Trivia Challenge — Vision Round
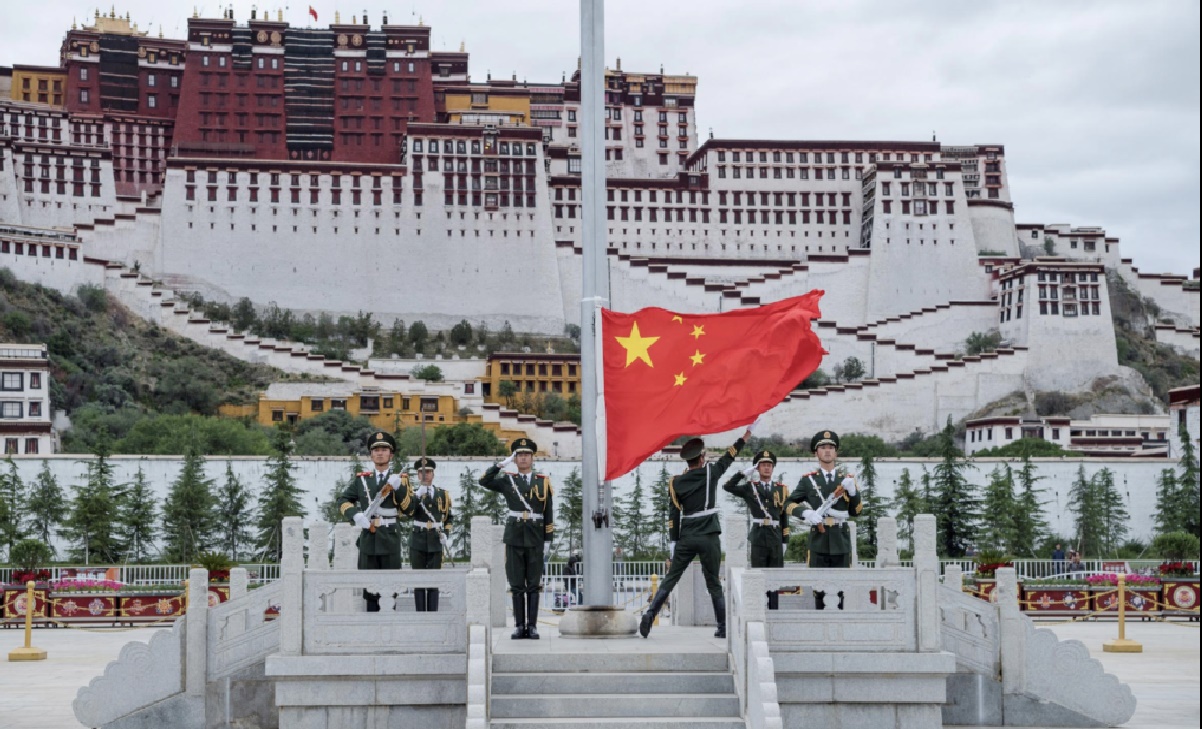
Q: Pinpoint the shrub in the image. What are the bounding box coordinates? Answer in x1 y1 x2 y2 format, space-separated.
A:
10 539 53 574
76 284 109 313
1151 531 1200 560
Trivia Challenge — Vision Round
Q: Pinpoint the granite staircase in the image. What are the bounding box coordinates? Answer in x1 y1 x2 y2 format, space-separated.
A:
489 649 745 728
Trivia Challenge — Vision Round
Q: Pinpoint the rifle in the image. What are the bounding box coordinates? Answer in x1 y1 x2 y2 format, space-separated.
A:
809 487 845 534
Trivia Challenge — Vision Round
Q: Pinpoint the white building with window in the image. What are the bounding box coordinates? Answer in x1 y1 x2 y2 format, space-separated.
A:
0 342 53 455
1169 385 1200 459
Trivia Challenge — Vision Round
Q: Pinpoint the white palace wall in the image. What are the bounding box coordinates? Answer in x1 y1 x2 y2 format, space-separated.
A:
155 166 567 334
865 302 1000 354
7 452 1175 557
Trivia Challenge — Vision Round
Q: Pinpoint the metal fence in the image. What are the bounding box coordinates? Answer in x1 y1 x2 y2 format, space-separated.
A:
4 558 1194 592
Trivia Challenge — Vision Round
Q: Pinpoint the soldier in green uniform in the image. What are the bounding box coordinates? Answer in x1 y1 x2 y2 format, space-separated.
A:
723 448 790 610
338 431 412 612
639 427 751 639
478 437 554 639
785 430 862 610
401 456 453 612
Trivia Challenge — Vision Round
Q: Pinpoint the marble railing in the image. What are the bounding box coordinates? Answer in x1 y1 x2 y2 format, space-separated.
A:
730 564 784 729
937 565 999 677
207 577 282 681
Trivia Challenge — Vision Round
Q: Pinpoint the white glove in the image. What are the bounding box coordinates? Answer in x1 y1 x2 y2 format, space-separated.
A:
498 454 515 470
387 474 402 489
841 476 857 497
802 509 822 526
668 542 676 559
416 485 431 498
353 512 371 529
742 465 758 481
748 414 764 436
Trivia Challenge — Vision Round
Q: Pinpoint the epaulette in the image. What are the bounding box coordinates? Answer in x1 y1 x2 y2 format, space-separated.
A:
356 471 371 477
536 472 547 478
803 471 817 477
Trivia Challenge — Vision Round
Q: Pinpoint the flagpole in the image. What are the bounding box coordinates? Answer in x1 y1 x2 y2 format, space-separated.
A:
568 0 628 635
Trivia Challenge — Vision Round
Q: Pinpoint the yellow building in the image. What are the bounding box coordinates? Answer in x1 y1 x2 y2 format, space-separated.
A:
439 81 531 126
220 382 527 444
10 65 67 106
481 353 581 404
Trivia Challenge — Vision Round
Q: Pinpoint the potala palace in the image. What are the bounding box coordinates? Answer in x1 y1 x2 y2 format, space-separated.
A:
2 9 1199 449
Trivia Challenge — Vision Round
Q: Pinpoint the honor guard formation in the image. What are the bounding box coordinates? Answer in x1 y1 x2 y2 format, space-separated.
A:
340 425 860 637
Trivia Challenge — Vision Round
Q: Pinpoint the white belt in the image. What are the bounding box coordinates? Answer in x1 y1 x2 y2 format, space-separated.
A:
414 521 444 530
753 518 778 527
681 508 720 520
508 511 543 521
370 518 397 527
376 508 398 517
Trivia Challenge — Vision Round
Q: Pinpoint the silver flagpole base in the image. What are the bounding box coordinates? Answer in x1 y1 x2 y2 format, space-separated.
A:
558 605 638 638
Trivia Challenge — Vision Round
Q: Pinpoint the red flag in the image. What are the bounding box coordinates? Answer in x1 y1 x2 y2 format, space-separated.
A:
602 291 825 480
309 5 319 21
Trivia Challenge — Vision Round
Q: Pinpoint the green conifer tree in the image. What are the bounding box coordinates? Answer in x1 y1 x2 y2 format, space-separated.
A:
453 466 480 559
0 457 26 559
979 464 1018 553
163 446 217 563
255 428 307 561
1012 455 1049 558
648 463 673 558
556 467 584 554
216 463 255 560
118 465 158 562
28 460 63 553
63 441 120 564
930 418 979 556
890 468 926 549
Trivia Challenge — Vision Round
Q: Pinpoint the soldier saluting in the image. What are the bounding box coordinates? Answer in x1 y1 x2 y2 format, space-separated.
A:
639 426 751 639
723 448 789 609
338 431 412 612
478 438 554 639
785 430 862 609
401 456 453 612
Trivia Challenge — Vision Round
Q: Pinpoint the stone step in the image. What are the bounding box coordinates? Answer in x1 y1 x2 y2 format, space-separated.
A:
492 671 735 695
492 652 729 674
490 720 745 729
490 693 741 719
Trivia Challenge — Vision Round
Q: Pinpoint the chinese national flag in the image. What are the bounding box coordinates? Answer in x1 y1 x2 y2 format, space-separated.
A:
602 291 825 480
309 6 319 21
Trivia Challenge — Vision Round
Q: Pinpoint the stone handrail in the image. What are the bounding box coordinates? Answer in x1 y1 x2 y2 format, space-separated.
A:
937 581 999 676
207 576 282 681
762 566 918 652
466 623 489 729
745 622 784 729
731 564 784 729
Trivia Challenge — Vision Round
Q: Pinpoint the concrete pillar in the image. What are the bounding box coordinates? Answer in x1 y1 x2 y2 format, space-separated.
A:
185 568 208 696
279 517 304 656
490 525 507 629
996 567 1025 694
913 514 940 652
308 520 330 570
332 523 357 569
944 564 963 590
742 569 766 625
470 516 492 569
229 567 248 601
876 517 898 568
466 568 490 627
724 514 747 571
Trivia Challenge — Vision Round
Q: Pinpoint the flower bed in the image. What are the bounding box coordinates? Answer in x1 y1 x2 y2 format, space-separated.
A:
1022 582 1091 616
1089 574 1161 616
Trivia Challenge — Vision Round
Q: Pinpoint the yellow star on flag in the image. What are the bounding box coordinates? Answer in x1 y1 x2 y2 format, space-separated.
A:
690 325 706 340
674 372 687 386
615 321 659 368
689 350 705 366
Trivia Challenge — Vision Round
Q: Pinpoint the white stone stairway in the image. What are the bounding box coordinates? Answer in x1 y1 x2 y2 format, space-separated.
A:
489 645 745 728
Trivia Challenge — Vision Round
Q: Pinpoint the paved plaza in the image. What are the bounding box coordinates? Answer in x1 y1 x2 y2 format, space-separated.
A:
0 619 1196 729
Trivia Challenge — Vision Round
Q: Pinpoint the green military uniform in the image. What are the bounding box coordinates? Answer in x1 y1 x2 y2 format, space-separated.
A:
478 437 554 639
400 456 453 612
338 431 412 612
784 430 862 609
640 434 746 639
723 449 789 609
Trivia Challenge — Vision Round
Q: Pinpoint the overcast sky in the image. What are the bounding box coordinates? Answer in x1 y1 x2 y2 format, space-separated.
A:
5 1 1199 274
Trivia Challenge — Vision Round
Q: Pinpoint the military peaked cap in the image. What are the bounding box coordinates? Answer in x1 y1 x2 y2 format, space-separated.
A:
680 437 706 461
413 456 437 471
810 430 839 452
510 437 537 454
367 431 397 451
753 449 778 466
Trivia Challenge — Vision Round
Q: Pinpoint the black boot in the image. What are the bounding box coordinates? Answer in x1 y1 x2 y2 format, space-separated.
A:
767 590 779 611
815 590 826 611
364 590 381 613
511 593 526 639
427 588 439 612
837 590 844 611
639 588 670 639
414 588 427 612
711 594 727 639
525 591 540 640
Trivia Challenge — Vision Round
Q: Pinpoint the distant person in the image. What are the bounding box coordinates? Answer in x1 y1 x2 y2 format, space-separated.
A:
564 551 583 607
965 543 976 558
723 448 789 609
1067 552 1084 573
1052 543 1066 574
